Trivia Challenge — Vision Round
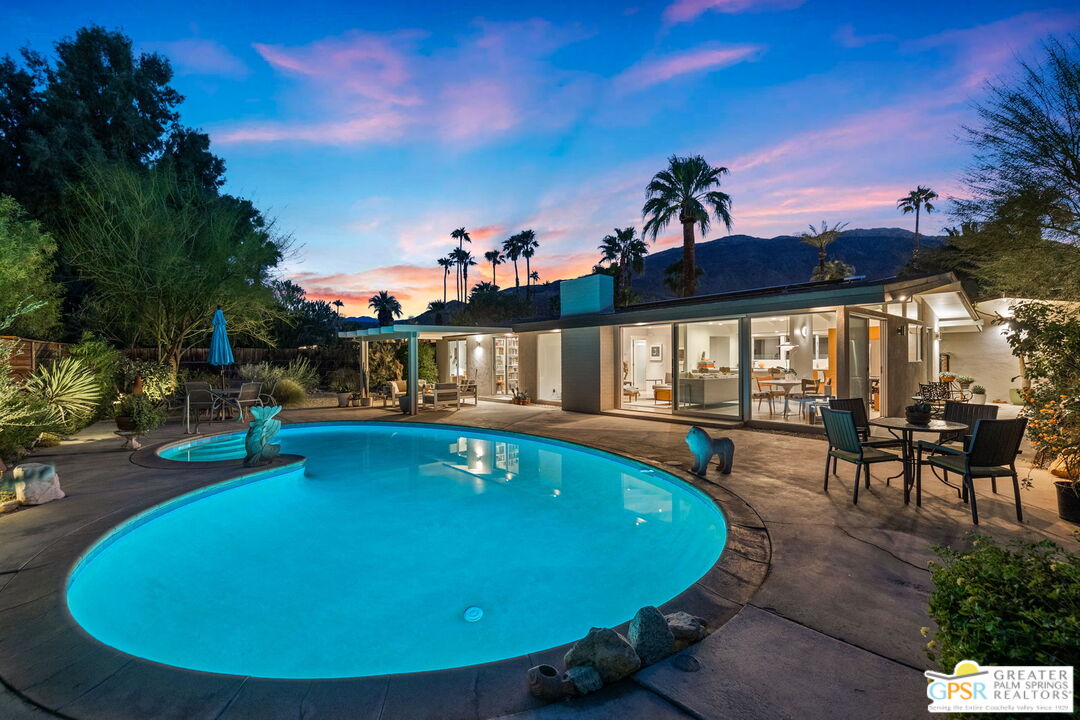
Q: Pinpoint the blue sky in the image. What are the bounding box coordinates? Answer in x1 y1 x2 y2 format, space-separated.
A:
4 1 1078 314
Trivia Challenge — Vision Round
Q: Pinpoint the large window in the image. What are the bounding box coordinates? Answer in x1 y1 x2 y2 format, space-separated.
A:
675 319 741 418
619 324 672 414
751 312 836 425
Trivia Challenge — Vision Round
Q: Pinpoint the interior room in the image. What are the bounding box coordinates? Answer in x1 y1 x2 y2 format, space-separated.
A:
619 324 673 414
750 312 837 425
675 319 741 418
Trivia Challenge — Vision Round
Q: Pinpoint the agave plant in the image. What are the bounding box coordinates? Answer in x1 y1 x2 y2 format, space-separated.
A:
24 357 102 428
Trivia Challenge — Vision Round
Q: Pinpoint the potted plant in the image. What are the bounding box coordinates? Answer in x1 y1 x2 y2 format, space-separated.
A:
969 385 986 404
328 368 360 408
511 389 531 406
938 371 956 383
114 393 166 435
905 402 932 426
955 375 974 390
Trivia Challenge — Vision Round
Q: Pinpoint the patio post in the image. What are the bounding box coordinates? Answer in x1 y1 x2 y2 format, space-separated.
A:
359 340 369 399
407 332 419 415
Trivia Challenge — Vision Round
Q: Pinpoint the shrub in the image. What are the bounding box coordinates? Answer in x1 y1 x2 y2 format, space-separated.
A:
68 333 121 414
926 535 1080 676
114 393 167 434
327 367 361 393
23 357 102 433
238 362 284 388
269 377 305 407
0 343 59 464
118 357 176 402
283 357 319 391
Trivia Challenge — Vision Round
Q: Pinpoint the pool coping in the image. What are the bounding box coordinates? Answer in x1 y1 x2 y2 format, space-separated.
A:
0 420 771 720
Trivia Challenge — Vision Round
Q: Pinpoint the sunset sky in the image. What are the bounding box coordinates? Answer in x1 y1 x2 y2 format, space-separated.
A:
4 1 1078 316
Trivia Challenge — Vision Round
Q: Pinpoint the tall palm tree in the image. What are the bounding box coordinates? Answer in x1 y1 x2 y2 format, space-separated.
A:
368 291 403 327
897 186 938 256
799 221 849 277
448 247 470 302
517 229 538 298
450 227 471 302
502 233 523 291
529 270 540 284
458 250 477 304
598 226 649 305
484 249 504 286
436 256 454 303
642 154 733 297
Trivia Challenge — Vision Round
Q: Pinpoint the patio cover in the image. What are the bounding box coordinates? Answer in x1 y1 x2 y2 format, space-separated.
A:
338 325 507 414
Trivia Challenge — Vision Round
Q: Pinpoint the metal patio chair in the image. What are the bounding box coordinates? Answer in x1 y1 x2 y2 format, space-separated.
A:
821 408 902 505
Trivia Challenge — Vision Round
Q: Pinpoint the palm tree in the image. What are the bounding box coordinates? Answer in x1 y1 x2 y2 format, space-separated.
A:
799 221 849 277
458 250 477 304
529 270 540 284
368 291 402 327
502 233 523 291
436 256 454 304
661 259 703 297
450 227 471 301
449 247 470 302
427 300 447 325
517 229 539 298
598 226 649 305
484 249 504 286
897 186 938 256
643 154 733 297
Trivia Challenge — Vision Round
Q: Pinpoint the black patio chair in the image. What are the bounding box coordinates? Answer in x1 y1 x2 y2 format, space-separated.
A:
821 408 902 505
915 401 1000 496
916 418 1027 524
829 397 904 448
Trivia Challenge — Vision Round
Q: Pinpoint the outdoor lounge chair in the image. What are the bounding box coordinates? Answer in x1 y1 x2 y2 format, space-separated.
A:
820 408 902 505
229 382 263 422
184 382 222 434
916 418 1027 524
424 382 460 409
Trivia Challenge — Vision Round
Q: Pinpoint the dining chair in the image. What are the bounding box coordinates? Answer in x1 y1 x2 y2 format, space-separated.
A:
230 382 263 422
916 418 1028 523
820 408 902 505
184 383 220 434
829 398 904 449
753 377 777 414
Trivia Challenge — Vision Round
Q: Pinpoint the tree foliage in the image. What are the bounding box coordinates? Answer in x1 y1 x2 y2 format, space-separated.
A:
270 280 342 347
0 196 62 337
62 161 286 370
598 227 649 306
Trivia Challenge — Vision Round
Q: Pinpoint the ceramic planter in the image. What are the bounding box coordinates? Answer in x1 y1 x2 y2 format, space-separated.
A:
1055 481 1080 523
970 393 986 405
336 393 351 408
115 416 136 432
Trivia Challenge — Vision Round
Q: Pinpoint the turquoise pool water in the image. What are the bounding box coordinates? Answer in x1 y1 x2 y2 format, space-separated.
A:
67 423 727 679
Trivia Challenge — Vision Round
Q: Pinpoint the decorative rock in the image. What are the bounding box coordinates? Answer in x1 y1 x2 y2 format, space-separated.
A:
562 665 603 696
665 611 708 652
244 406 282 467
527 664 564 700
564 627 641 683
9 463 64 505
628 606 674 666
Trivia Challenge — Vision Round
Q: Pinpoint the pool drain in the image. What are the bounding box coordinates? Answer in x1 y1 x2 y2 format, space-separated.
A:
464 606 484 622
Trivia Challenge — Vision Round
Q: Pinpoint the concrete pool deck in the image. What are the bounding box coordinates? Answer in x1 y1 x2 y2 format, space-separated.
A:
1 401 1074 719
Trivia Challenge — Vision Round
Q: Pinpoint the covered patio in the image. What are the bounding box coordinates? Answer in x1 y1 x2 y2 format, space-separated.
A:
339 324 508 414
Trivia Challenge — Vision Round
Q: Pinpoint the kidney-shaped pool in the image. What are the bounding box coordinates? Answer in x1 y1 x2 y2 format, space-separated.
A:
67 422 727 679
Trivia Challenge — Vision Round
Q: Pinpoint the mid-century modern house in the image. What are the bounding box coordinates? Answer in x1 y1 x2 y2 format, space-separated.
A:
340 272 1015 430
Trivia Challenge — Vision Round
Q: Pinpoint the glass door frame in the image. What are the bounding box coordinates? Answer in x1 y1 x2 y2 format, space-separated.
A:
615 321 676 413
670 316 748 422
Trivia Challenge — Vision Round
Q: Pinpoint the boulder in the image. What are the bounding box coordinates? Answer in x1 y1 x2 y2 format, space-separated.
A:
665 611 707 652
564 627 641 683
562 665 603 695
9 464 64 505
628 606 674 665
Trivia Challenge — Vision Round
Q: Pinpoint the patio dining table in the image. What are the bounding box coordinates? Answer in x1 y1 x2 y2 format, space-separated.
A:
869 416 968 505
758 378 804 418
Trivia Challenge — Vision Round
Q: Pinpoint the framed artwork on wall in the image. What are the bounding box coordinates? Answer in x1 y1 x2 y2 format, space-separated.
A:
650 344 663 360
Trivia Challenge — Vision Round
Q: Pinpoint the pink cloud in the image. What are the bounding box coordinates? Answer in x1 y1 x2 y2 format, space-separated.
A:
615 45 764 92
146 38 249 78
663 0 805 25
217 20 594 147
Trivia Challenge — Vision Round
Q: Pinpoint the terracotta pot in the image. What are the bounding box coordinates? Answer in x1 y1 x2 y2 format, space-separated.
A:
1055 481 1080 524
115 416 136 432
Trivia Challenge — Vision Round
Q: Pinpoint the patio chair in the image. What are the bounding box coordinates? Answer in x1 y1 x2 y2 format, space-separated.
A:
424 382 460 409
916 418 1027 524
933 400 999 448
228 382 263 422
458 380 478 406
820 408 902 505
829 397 903 449
184 383 221 434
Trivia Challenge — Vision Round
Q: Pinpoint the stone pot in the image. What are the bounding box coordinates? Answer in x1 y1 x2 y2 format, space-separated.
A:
527 664 563 700
115 416 137 432
1055 481 1080 524
970 393 986 405
357 396 372 407
905 410 931 426
399 396 412 414
336 392 351 408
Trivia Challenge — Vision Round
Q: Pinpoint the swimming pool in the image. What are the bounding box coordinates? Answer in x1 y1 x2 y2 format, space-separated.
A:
67 422 727 679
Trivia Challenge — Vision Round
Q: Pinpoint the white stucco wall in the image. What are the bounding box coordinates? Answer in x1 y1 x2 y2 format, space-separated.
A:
939 298 1022 404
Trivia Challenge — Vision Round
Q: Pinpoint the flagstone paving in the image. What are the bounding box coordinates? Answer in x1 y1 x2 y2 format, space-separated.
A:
0 401 1072 720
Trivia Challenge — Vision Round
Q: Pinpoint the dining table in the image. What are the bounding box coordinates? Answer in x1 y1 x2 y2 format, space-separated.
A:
869 416 968 505
758 378 804 418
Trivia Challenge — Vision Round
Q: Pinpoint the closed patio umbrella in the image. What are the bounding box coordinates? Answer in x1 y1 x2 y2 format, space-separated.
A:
208 307 235 386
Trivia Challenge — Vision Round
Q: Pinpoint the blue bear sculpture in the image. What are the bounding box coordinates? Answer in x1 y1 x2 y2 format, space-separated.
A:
244 406 282 467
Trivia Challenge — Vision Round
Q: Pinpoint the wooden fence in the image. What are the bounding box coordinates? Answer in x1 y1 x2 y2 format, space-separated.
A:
123 346 361 369
1 336 71 378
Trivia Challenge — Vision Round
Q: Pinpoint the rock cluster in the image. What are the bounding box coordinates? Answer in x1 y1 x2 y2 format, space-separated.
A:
5 463 64 505
526 607 707 702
